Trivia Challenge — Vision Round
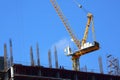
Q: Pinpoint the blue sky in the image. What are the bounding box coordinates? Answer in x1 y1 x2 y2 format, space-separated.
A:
0 0 120 73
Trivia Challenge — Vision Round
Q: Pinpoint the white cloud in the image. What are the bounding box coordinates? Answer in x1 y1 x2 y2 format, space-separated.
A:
51 38 71 52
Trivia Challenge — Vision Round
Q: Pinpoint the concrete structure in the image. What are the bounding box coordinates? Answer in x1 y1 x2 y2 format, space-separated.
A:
0 62 120 80
0 40 119 80
0 57 4 71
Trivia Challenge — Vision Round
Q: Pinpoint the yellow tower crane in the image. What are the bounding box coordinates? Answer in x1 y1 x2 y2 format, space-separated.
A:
50 0 100 71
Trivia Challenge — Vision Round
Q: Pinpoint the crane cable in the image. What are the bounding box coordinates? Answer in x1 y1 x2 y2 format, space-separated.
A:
72 0 89 14
91 18 96 41
73 0 96 42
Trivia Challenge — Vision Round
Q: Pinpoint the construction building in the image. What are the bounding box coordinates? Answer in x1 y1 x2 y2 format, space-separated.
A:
0 60 120 80
0 41 120 80
0 0 120 80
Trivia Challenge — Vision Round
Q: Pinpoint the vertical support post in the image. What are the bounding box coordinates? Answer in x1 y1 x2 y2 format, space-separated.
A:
98 56 104 74
74 73 78 80
4 72 9 80
48 49 52 68
30 46 34 66
72 58 80 71
85 65 87 72
92 76 95 80
36 43 40 66
10 67 14 80
54 46 58 69
10 39 13 66
4 43 8 71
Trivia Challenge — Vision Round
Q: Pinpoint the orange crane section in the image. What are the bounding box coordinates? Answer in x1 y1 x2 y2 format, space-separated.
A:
81 13 92 46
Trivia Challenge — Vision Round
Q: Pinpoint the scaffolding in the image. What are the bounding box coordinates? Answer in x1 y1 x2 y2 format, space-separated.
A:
107 54 120 75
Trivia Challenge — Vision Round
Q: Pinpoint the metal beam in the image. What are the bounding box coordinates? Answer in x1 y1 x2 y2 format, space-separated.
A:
10 39 13 66
30 46 34 66
54 46 58 69
36 43 40 66
4 43 8 71
48 49 52 68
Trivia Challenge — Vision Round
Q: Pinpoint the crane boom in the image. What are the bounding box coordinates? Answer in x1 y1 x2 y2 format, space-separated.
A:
50 0 81 49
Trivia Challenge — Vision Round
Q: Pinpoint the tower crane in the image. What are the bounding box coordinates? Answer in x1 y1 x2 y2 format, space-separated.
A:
50 0 100 71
